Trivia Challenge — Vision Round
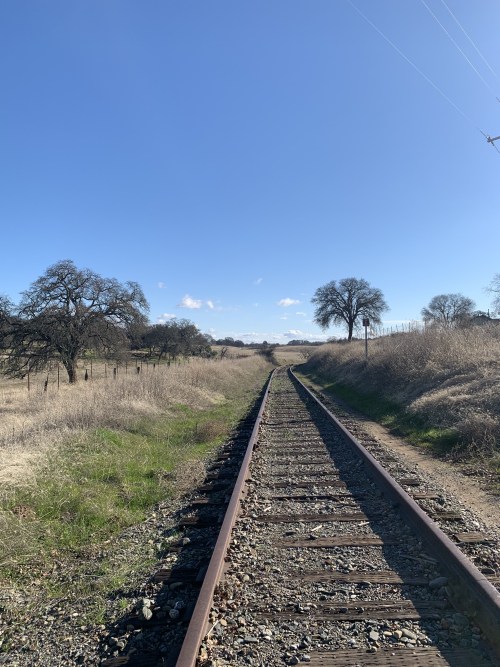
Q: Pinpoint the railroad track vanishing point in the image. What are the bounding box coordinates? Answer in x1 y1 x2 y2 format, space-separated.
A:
105 366 500 667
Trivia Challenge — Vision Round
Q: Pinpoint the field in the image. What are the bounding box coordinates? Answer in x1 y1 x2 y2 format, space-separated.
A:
0 354 272 578
273 344 316 366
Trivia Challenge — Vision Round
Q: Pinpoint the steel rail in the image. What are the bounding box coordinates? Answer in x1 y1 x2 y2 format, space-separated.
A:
175 370 275 667
290 367 500 659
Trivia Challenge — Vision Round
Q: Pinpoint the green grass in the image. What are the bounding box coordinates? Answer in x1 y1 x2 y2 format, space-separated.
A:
1 396 257 579
296 370 459 455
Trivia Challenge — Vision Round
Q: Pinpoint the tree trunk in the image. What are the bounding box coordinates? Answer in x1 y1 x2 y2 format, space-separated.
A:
64 359 78 383
348 322 354 341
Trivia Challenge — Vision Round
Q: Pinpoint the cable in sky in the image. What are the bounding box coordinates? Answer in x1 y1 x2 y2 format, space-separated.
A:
345 0 479 131
420 0 497 97
439 0 499 81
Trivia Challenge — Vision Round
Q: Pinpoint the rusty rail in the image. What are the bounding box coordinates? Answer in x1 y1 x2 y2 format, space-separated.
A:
290 367 500 659
176 366 500 664
175 370 274 667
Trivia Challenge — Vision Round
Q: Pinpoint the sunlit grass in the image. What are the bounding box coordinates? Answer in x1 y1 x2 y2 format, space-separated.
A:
0 356 271 584
299 325 500 467
297 373 459 454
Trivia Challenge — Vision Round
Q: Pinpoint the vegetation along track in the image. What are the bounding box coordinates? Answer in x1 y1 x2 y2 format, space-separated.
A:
108 366 500 667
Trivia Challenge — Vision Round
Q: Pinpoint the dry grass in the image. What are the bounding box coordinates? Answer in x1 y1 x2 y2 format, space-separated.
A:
274 345 316 365
0 356 269 495
211 345 256 359
303 325 500 455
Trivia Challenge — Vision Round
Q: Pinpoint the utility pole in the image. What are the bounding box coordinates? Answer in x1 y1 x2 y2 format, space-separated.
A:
363 318 370 361
486 135 500 152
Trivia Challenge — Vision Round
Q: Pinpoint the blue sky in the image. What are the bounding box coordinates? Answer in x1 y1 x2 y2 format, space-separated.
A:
1 1 499 343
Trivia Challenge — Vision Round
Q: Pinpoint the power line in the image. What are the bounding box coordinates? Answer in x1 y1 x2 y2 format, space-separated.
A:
439 0 499 81
420 0 497 97
345 0 479 130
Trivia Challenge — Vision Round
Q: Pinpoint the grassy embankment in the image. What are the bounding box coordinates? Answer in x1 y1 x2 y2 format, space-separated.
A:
0 354 272 585
297 325 500 479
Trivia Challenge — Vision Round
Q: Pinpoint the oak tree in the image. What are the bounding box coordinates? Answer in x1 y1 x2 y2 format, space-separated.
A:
312 277 388 341
421 293 475 328
3 260 149 383
143 320 213 361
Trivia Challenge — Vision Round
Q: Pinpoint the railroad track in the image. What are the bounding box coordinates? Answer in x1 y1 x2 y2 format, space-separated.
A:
103 366 500 666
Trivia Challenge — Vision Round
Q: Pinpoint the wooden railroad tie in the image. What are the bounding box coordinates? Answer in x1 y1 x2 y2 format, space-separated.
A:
300 647 492 666
255 511 372 523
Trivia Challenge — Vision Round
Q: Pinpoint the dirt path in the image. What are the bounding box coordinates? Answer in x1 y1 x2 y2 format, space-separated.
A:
361 419 500 532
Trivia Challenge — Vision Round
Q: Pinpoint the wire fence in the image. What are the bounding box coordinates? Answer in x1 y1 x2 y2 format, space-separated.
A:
371 321 425 338
5 354 195 394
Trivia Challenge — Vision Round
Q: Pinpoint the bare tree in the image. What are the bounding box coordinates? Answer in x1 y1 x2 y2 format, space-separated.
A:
487 274 500 315
0 295 14 350
2 260 149 383
421 293 475 328
312 277 388 341
142 320 213 362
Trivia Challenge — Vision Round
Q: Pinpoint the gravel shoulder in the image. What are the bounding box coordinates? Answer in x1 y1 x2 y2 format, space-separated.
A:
360 420 500 533
0 462 209 666
304 379 500 538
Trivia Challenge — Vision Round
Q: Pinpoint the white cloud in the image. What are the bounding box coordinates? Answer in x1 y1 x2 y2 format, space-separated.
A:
280 316 288 320
254 277 263 285
283 329 329 341
296 311 306 316
231 330 328 344
158 281 167 289
179 294 202 309
178 295 219 310
278 298 300 307
157 313 176 323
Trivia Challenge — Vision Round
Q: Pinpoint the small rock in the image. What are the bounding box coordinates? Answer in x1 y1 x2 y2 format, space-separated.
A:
453 613 469 627
170 582 183 590
139 607 153 622
369 630 379 642
402 629 417 640
429 577 448 589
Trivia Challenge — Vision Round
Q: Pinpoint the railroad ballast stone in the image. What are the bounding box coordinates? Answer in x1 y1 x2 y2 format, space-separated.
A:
202 367 496 666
